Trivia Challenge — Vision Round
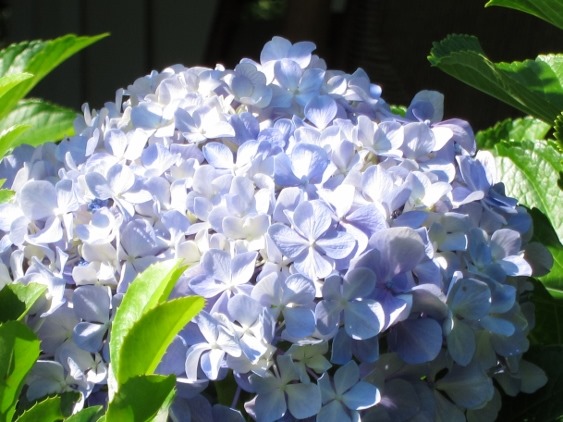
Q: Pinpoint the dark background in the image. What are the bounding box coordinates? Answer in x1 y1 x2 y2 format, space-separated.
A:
2 0 562 131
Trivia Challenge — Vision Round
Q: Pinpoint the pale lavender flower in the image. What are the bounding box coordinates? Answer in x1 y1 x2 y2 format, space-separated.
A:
268 200 356 279
245 354 321 422
317 360 380 422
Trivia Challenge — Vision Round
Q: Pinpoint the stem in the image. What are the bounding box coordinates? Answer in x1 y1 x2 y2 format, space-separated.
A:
307 367 320 381
230 385 242 409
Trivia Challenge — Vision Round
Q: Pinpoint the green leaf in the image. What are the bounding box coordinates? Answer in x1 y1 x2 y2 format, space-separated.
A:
0 34 108 120
0 179 13 203
0 189 14 203
555 112 563 144
7 283 48 320
109 259 189 383
0 99 78 150
530 208 563 299
14 396 63 422
390 104 407 117
542 244 563 299
0 321 41 422
428 35 563 124
491 139 563 244
0 286 25 322
477 119 563 298
104 375 176 422
497 345 563 421
0 72 33 100
117 295 204 383
486 0 563 30
63 405 103 422
0 124 30 158
529 278 563 345
0 283 48 323
537 55 563 87
476 116 551 149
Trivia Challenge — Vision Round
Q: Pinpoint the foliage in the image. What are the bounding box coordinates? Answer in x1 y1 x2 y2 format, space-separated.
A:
0 34 107 201
0 33 551 421
428 35 563 127
486 0 563 30
0 1 561 420
431 0 563 420
0 261 202 422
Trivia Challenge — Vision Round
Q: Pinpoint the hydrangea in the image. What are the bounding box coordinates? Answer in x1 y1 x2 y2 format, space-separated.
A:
0 36 551 421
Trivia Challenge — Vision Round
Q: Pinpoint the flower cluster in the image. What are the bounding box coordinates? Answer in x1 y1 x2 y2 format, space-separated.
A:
0 37 551 421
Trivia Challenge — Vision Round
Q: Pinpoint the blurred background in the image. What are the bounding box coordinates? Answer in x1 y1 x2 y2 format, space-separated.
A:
1 0 561 131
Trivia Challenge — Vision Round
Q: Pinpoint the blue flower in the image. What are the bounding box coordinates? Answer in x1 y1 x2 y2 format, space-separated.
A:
190 249 257 299
184 311 241 381
317 360 380 422
72 285 112 353
251 272 317 339
268 200 356 279
246 354 321 422
273 142 329 191
0 34 548 420
315 268 385 339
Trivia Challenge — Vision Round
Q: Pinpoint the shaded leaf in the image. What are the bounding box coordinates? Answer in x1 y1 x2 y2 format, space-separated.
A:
109 259 188 384
528 278 563 345
104 375 176 422
497 345 563 421
428 35 563 123
530 208 563 300
486 0 563 30
555 112 563 144
5 283 48 321
14 396 63 422
0 321 41 422
64 405 103 422
117 295 204 383
0 286 25 323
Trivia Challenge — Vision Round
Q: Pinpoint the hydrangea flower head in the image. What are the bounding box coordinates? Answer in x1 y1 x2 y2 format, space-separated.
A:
0 36 550 421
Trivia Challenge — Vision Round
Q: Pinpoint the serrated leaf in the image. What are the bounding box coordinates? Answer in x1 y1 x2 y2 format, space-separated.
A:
530 208 563 300
109 259 188 383
492 139 563 244
0 72 33 99
0 124 30 158
0 321 41 422
117 295 204 383
537 55 563 87
428 35 563 123
104 375 176 422
3 283 48 321
0 178 12 203
14 396 63 422
476 116 551 149
64 405 103 422
0 99 78 150
0 34 108 120
497 345 563 421
555 112 563 144
486 0 563 30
